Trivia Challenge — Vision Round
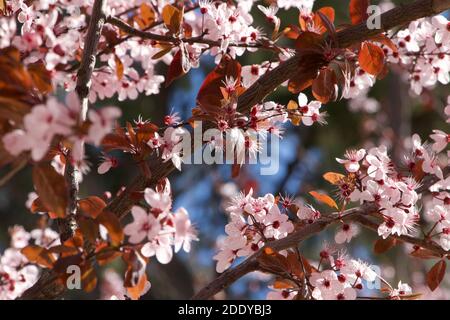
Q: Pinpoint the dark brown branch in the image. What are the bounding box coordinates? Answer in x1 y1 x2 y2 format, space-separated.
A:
106 16 278 51
76 0 108 119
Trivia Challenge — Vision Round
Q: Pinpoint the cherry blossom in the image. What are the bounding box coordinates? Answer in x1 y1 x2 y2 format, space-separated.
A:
335 223 359 244
97 154 118 174
0 0 448 302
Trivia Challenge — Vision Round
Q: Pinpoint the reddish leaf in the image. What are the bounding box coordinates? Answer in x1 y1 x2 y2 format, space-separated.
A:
126 273 149 300
373 237 396 254
32 164 68 218
273 279 295 289
312 67 337 103
231 163 241 178
96 211 124 246
162 4 183 35
196 55 241 116
165 44 191 87
0 47 33 94
81 263 98 293
358 42 385 76
126 121 137 146
349 0 370 25
123 249 147 288
96 247 122 266
309 191 338 209
79 196 106 219
323 172 345 185
48 245 80 256
101 133 133 152
136 122 159 144
287 100 302 126
426 260 446 291
30 197 48 213
370 34 398 53
283 24 301 40
258 250 290 274
63 229 84 248
53 253 83 273
151 45 174 60
316 10 336 40
78 217 100 243
27 61 53 94
410 247 441 260
21 245 55 269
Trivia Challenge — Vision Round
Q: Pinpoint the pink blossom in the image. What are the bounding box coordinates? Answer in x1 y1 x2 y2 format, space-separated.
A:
336 149 366 173
123 206 161 244
173 207 198 253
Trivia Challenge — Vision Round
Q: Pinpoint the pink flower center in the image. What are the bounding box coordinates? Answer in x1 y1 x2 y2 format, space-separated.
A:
142 222 152 232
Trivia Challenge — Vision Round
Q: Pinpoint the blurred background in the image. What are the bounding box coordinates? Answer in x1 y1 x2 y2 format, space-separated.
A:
0 0 449 299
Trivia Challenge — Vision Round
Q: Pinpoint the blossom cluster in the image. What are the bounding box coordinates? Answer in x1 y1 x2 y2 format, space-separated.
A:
0 0 316 104
266 242 413 300
335 131 448 248
342 11 450 108
214 189 294 273
2 92 121 164
387 16 450 95
0 225 59 300
123 179 198 264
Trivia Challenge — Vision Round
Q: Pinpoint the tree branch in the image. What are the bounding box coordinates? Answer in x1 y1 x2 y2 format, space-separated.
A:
106 16 278 51
352 214 448 255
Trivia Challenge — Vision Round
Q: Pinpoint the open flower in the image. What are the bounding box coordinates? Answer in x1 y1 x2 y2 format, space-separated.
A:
336 149 366 172
123 206 161 244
